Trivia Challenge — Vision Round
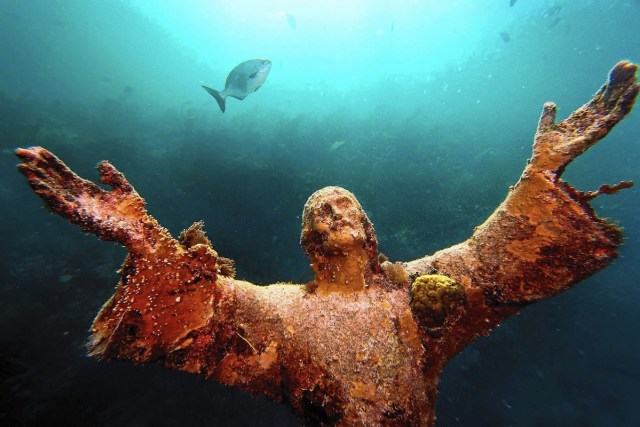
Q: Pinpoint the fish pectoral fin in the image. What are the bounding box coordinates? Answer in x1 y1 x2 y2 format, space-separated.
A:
248 72 258 79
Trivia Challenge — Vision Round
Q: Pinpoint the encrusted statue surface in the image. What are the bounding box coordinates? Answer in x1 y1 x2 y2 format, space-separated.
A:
16 61 638 425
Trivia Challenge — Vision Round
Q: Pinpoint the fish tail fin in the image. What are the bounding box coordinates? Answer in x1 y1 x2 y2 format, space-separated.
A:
202 86 226 113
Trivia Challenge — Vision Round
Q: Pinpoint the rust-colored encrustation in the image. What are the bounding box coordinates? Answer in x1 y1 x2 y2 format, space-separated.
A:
16 61 638 425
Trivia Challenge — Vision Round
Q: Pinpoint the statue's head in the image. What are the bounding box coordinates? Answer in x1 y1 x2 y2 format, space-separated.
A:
300 186 379 293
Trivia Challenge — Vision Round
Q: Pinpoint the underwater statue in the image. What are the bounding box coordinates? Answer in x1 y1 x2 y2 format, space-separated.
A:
16 61 638 426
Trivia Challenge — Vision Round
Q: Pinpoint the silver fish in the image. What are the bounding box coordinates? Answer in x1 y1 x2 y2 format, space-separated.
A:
202 59 272 113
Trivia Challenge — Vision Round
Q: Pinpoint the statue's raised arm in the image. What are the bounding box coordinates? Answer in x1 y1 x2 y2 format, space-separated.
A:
16 61 638 426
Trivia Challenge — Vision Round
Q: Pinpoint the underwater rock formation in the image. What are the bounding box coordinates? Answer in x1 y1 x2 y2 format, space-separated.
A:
16 61 638 426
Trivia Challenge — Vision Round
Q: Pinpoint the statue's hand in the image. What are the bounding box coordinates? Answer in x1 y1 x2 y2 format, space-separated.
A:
534 61 639 174
16 146 160 254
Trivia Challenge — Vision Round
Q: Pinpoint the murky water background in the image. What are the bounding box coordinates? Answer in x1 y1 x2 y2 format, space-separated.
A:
1 1 639 425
